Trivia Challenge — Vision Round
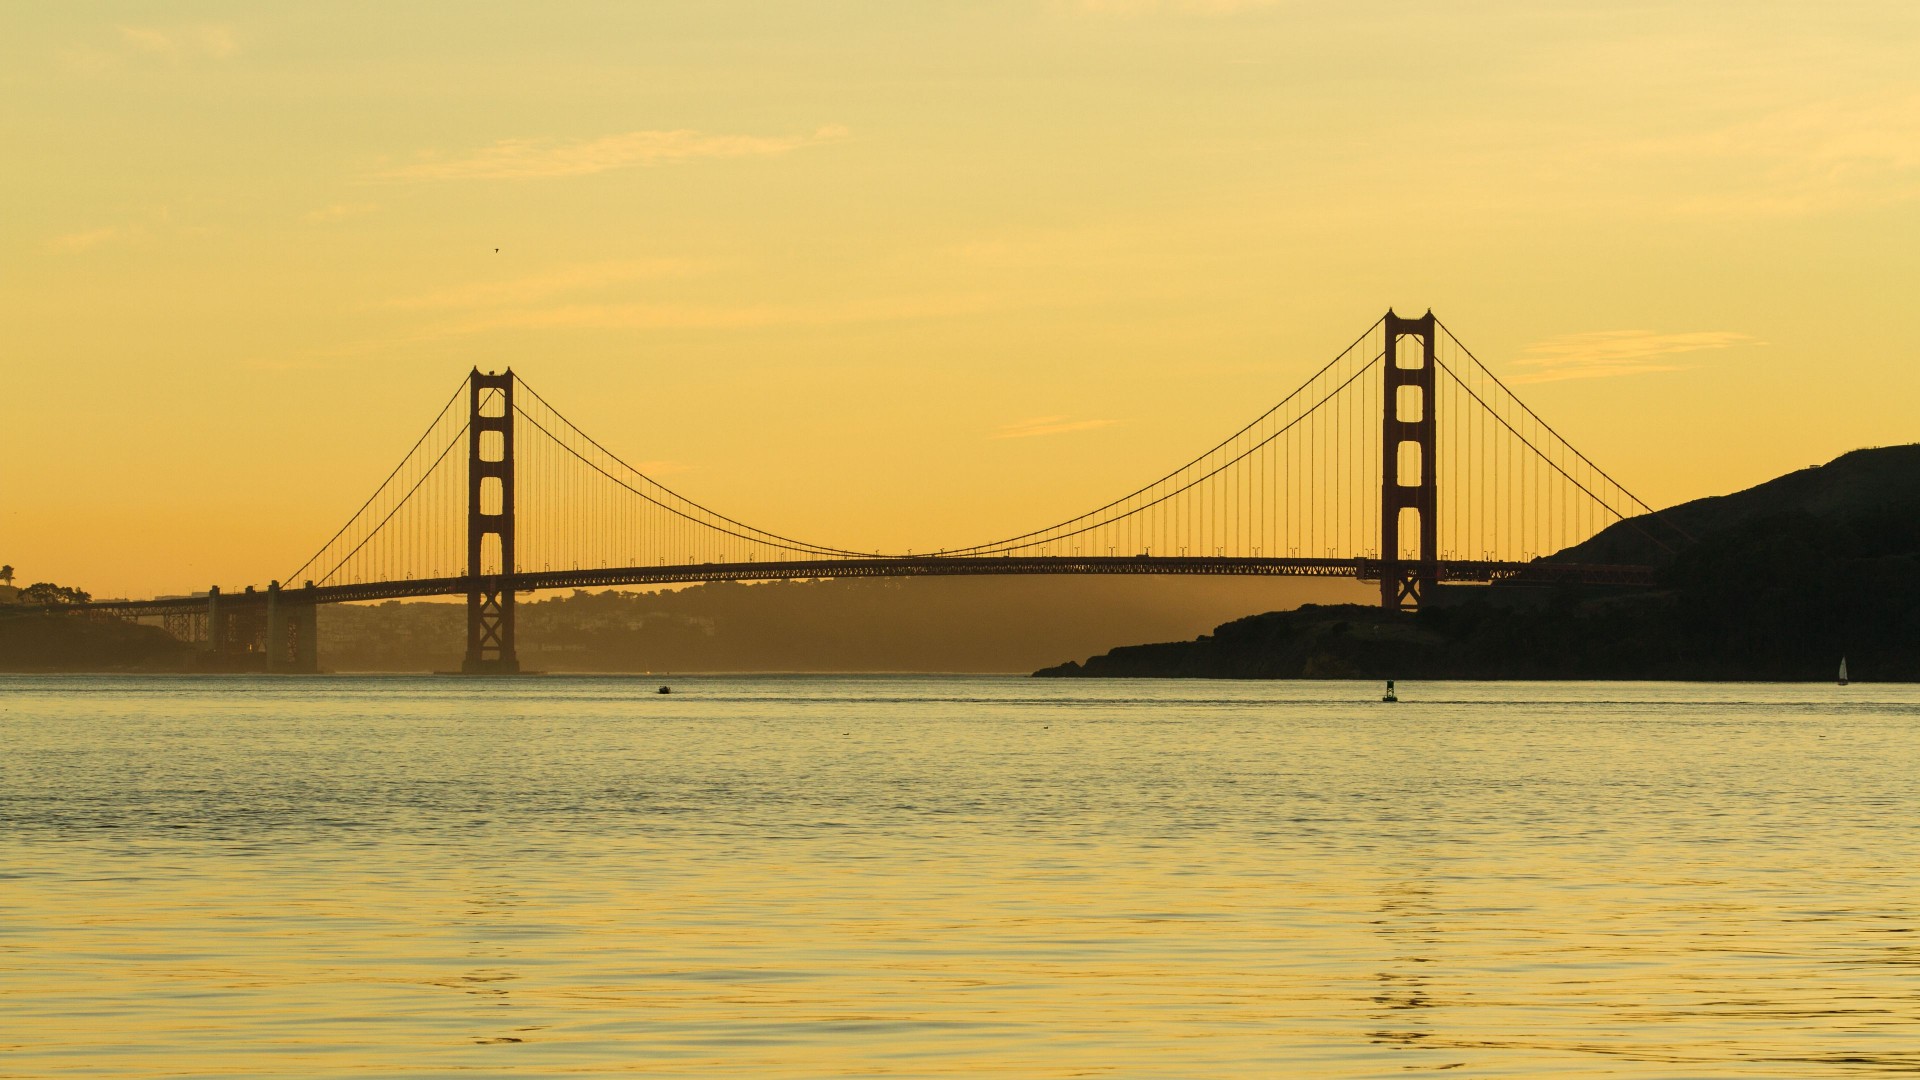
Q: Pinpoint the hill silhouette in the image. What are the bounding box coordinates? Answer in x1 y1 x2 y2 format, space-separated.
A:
1038 444 1920 681
0 613 195 672
1552 444 1920 566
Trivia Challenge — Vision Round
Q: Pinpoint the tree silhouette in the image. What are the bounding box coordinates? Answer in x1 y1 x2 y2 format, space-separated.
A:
0 565 12 586
20 582 90 606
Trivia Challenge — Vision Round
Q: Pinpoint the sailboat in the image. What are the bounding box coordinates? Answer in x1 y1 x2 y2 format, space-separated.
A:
1838 658 1849 686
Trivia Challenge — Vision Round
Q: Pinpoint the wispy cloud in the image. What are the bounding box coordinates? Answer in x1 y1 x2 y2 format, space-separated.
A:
420 292 1003 337
1072 0 1280 12
45 206 206 252
117 24 238 58
388 259 706 310
58 24 238 74
1614 92 1920 218
47 226 123 252
942 222 1141 269
304 202 378 224
375 125 849 182
993 415 1120 439
1508 330 1762 384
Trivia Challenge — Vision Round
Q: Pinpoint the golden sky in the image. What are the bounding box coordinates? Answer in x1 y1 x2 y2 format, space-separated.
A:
6 3 1918 599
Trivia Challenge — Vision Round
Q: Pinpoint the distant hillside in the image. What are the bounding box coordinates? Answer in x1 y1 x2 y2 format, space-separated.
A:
1552 444 1920 566
0 614 195 672
321 574 1368 673
1040 444 1920 681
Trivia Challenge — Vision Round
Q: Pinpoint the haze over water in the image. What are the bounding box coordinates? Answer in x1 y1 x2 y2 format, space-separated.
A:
4 675 1917 1077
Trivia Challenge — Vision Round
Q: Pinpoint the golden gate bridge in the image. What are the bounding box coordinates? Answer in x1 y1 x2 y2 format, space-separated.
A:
47 311 1679 672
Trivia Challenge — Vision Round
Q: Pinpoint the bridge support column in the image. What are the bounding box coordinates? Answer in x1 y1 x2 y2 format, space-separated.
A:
462 369 521 674
206 586 226 656
265 581 282 672
235 586 266 664
1380 310 1438 611
293 587 319 674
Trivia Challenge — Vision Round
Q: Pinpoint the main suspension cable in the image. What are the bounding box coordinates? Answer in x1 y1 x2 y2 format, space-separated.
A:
1433 356 1676 557
312 420 472 586
1435 319 1693 544
941 317 1387 555
513 375 872 559
284 375 469 584
512 405 868 560
966 353 1384 555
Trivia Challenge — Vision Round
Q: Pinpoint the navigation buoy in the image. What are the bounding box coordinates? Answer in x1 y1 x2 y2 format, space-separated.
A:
1382 679 1398 703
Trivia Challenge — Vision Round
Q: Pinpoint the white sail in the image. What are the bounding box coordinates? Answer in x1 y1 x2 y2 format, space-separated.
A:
1839 658 1849 685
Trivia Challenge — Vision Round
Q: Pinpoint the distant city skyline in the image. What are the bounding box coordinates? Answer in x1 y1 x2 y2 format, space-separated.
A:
7 2 1918 599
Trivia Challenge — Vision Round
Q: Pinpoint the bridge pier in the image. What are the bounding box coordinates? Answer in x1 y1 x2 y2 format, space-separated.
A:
186 582 319 672
262 582 321 674
225 588 267 665
293 595 318 673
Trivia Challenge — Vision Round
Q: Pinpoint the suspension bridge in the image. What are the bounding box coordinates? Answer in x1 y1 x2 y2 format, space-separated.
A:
45 311 1676 673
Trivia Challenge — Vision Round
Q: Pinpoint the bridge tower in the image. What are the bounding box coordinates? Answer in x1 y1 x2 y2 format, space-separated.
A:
1380 311 1438 610
462 369 521 674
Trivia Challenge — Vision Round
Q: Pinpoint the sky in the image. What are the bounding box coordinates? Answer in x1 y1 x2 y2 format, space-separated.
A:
5 2 1918 599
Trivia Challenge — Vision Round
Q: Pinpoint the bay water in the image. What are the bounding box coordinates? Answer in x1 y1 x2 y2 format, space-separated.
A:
3 675 1917 1077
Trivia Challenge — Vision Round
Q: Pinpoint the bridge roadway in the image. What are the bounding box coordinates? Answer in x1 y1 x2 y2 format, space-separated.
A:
54 555 1656 617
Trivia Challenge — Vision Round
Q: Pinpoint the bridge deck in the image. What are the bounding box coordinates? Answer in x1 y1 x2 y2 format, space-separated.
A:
40 556 1656 617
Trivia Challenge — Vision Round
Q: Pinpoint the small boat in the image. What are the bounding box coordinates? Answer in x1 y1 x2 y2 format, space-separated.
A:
657 685 672 695
1382 679 1398 703
1838 659 1848 687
